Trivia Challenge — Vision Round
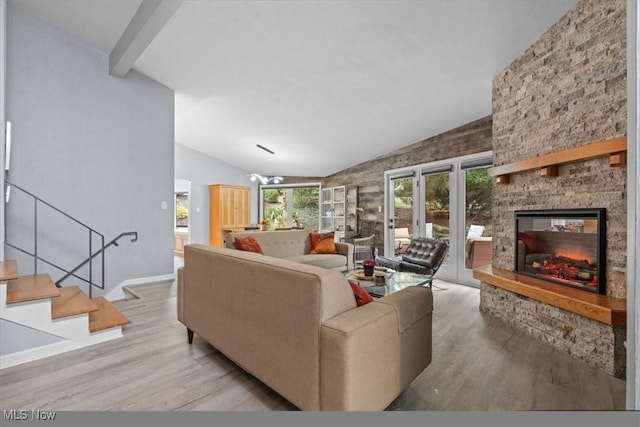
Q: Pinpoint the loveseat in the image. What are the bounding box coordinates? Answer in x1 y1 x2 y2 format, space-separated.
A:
225 229 353 271
177 244 434 411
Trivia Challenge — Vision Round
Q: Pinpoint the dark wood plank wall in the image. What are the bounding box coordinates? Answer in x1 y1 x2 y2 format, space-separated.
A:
284 115 493 252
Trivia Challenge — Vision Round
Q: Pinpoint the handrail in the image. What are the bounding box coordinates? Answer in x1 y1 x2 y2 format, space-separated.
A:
56 232 138 289
5 241 100 286
5 180 105 235
4 179 138 298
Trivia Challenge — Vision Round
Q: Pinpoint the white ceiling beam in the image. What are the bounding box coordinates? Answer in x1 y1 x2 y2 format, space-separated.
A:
109 0 183 78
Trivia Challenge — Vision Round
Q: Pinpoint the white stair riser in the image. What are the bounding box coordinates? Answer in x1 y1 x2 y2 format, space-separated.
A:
0 283 92 341
0 282 127 369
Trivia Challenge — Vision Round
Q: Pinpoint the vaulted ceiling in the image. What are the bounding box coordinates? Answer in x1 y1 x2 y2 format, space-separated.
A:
12 0 578 177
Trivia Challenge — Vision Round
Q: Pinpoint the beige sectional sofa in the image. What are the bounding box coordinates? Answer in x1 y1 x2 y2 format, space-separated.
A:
177 243 433 411
225 229 353 271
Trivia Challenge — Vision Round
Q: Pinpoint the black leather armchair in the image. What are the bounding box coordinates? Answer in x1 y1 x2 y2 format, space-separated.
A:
375 237 449 283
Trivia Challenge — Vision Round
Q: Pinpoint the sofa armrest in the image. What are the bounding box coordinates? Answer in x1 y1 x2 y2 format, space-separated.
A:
335 241 354 270
376 285 433 333
319 286 432 410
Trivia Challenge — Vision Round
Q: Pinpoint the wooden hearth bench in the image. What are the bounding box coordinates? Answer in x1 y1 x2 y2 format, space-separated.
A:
473 265 626 326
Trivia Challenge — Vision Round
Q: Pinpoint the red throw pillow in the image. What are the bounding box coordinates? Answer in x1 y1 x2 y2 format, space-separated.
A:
309 232 321 251
234 236 263 254
348 279 373 306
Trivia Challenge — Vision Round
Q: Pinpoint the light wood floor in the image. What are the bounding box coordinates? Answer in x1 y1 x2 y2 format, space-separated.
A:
0 277 625 411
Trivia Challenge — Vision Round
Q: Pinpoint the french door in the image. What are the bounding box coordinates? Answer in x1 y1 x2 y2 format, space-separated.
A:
384 152 492 286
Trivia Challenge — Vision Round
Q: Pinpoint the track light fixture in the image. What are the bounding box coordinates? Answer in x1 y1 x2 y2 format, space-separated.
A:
248 173 283 185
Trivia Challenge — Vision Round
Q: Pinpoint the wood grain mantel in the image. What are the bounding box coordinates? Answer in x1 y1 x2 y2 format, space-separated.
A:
487 136 627 183
474 265 626 326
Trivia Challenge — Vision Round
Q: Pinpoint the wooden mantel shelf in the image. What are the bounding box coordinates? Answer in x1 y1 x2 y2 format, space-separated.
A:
487 136 627 184
473 265 626 326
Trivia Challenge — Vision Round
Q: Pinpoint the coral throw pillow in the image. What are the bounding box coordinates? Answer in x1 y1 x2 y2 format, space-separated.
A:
311 232 336 254
234 236 263 254
348 279 373 306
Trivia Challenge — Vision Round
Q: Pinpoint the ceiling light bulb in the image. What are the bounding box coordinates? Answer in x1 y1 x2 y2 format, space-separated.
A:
248 173 282 185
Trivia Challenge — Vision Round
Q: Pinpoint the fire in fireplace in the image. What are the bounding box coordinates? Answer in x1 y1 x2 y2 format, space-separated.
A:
514 208 606 294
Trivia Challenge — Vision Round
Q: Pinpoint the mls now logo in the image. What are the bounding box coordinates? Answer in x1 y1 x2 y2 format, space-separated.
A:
3 410 28 420
3 410 56 420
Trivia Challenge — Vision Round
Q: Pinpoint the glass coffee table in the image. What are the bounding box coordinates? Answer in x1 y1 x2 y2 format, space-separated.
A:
345 267 433 298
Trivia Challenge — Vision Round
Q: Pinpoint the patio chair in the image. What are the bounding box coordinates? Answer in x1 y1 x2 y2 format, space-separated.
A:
394 227 412 255
467 224 485 238
343 220 378 264
375 237 449 286
464 224 491 269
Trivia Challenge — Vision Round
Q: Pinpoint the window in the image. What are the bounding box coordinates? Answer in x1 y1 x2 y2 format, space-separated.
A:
260 184 321 231
175 192 189 229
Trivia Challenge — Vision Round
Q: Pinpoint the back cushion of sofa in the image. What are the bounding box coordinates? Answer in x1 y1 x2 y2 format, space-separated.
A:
227 230 310 258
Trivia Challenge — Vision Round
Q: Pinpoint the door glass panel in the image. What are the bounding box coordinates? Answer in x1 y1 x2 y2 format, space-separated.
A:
464 167 493 269
392 177 413 258
424 172 450 265
320 188 333 232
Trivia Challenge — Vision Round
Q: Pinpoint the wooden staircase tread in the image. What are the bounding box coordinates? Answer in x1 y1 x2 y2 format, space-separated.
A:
6 274 61 303
51 286 99 319
0 260 19 281
89 297 131 332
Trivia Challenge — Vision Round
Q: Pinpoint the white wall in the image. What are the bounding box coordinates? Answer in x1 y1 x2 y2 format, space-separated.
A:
4 6 174 294
0 319 62 354
1 0 6 261
175 143 258 245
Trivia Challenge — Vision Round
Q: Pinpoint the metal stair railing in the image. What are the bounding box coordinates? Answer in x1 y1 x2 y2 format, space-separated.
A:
4 179 138 298
55 231 138 292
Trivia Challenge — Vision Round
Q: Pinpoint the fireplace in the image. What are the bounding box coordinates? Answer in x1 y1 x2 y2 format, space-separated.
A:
514 208 606 295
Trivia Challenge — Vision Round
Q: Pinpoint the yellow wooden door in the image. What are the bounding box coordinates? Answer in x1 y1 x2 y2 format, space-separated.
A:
235 187 251 226
220 186 236 229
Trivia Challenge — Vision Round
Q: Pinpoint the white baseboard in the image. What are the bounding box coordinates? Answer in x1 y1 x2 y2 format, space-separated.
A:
0 327 123 370
104 273 175 301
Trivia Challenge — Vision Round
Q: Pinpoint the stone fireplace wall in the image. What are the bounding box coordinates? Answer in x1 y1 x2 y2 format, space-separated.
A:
482 0 627 377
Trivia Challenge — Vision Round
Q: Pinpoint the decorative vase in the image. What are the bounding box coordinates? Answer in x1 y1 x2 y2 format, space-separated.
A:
260 225 267 231
363 264 374 277
362 258 376 277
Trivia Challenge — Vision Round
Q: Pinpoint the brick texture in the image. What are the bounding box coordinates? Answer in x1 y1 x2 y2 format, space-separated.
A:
491 0 627 299
486 0 627 377
480 282 625 377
